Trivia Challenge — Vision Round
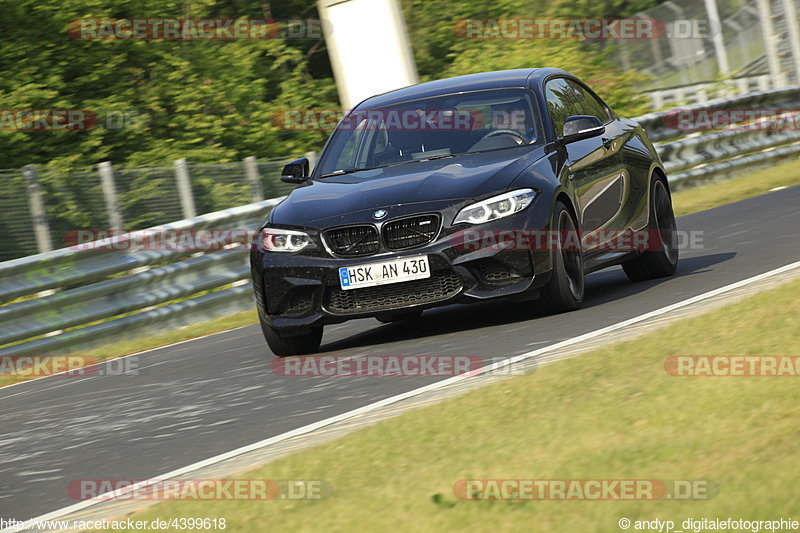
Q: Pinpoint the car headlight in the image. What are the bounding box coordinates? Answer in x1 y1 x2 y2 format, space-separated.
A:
453 189 536 225
260 228 310 252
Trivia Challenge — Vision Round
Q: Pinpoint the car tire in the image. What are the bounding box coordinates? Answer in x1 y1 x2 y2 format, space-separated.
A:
375 310 423 323
622 176 679 282
537 201 584 313
259 317 322 357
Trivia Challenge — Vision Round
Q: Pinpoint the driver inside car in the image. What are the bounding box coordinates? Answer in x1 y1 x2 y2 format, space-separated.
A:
490 100 533 144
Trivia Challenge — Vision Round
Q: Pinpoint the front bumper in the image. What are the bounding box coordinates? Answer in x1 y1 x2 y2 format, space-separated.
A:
250 210 555 331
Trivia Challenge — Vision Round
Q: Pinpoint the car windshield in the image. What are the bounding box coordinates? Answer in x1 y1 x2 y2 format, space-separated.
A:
316 89 539 177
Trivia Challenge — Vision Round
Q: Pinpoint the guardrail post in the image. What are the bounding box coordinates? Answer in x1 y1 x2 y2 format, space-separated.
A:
22 164 53 254
173 158 197 219
98 161 124 229
243 156 263 202
304 151 318 175
703 0 730 75
782 0 800 84
757 0 787 88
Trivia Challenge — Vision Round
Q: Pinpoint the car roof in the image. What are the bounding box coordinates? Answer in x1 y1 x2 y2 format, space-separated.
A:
354 68 574 109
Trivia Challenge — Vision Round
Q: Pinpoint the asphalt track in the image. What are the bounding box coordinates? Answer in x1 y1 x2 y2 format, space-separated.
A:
1 185 799 521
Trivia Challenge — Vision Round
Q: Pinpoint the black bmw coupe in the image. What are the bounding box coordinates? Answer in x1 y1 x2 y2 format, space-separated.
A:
250 68 678 356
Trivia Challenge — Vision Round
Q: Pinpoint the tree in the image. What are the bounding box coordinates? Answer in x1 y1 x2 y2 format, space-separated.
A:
0 0 337 170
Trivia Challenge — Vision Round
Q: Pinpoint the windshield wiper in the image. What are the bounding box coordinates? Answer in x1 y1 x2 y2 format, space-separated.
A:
319 167 380 178
413 151 479 162
416 154 456 161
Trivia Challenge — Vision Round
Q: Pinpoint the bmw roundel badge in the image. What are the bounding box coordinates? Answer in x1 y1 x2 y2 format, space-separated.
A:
373 209 388 220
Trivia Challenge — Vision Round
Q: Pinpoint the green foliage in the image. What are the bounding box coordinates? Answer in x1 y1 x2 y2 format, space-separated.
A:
0 0 336 170
548 0 662 18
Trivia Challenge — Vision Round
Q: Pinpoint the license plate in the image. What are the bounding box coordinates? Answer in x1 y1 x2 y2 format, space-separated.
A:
339 255 430 290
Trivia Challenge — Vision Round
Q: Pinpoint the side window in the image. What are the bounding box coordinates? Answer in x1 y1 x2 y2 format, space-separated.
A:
545 78 579 138
566 80 611 122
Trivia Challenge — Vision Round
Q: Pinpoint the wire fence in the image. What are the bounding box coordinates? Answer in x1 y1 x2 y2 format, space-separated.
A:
606 0 800 108
615 0 766 88
114 165 184 228
0 170 38 261
0 154 309 262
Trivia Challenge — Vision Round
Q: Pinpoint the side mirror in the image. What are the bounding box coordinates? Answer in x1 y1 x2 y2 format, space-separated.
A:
280 157 310 184
561 115 605 143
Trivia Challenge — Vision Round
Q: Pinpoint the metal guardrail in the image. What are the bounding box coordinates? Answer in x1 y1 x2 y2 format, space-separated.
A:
2 87 800 356
0 198 283 356
641 85 800 187
659 122 800 174
637 86 800 142
0 154 309 262
644 75 772 110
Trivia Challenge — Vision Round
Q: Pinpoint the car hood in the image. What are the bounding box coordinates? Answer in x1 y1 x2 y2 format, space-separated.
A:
270 146 546 228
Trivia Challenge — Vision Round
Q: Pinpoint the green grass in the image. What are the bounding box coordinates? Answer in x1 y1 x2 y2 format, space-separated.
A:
97 278 800 533
80 310 259 360
671 158 800 217
3 163 799 389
